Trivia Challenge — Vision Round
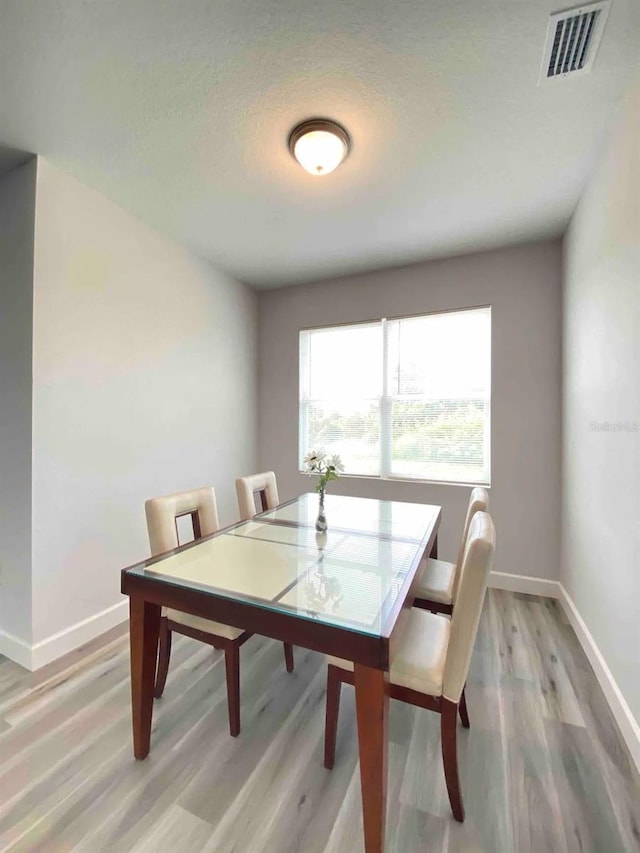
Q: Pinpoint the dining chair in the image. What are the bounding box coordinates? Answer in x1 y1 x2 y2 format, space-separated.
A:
323 511 495 822
236 470 280 520
235 471 294 673
145 485 293 738
412 487 489 615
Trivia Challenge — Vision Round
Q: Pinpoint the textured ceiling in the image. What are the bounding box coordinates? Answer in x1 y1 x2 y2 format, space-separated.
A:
0 0 638 287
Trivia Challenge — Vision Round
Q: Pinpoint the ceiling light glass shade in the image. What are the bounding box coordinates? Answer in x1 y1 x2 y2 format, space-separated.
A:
288 120 350 176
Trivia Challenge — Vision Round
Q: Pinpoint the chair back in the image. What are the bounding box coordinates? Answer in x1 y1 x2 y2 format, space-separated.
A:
442 511 495 703
145 486 219 556
452 487 490 601
236 471 279 520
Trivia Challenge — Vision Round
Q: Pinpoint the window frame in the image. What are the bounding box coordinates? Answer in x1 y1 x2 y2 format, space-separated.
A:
298 305 492 488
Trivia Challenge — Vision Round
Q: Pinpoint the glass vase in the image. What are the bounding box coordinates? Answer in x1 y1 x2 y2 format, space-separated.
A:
315 489 328 533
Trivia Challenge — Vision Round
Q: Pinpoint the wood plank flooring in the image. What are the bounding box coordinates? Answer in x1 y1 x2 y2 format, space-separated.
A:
0 591 638 852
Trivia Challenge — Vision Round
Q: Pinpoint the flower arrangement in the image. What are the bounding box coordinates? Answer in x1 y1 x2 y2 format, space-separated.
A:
303 449 345 495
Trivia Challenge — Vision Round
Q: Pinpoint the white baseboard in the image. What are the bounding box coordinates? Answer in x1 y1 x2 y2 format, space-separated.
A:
557 584 640 776
489 571 561 598
0 600 129 671
0 627 33 669
30 599 129 671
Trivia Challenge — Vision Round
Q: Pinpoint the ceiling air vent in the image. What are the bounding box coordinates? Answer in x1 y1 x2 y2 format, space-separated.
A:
539 2 610 83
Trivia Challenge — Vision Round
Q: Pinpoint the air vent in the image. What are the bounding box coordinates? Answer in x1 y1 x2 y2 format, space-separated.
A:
539 2 610 83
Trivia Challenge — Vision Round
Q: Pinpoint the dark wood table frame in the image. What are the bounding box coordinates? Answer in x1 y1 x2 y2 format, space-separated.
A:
121 498 440 853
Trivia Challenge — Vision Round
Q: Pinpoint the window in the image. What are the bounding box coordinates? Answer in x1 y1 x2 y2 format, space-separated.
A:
299 306 491 485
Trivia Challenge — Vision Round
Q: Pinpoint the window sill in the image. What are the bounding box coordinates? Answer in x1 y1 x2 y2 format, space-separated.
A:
298 471 491 489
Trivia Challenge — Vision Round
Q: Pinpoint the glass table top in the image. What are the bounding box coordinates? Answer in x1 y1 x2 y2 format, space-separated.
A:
126 494 440 638
260 492 435 541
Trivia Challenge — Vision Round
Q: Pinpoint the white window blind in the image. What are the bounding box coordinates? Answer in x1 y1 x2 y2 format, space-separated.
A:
299 306 491 485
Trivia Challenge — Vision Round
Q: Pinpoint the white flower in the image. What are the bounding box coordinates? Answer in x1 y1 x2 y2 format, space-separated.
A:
303 448 326 472
303 449 317 464
328 453 344 473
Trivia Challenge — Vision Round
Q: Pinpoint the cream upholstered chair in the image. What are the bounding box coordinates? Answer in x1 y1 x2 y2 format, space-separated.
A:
236 471 280 520
145 485 294 738
324 511 495 822
413 487 489 615
235 471 294 672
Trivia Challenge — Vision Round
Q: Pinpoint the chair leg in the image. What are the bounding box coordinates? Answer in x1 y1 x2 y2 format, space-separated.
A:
324 665 342 769
224 641 241 737
154 617 172 699
459 687 470 729
441 698 464 822
283 642 295 673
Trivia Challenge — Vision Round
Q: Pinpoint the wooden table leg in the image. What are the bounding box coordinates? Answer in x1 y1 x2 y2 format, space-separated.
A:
129 596 161 760
354 664 389 853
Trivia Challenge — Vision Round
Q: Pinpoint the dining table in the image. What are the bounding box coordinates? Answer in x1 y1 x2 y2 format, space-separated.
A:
121 491 441 853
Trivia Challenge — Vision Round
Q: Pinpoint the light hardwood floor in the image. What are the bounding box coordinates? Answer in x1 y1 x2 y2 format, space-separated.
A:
0 591 638 852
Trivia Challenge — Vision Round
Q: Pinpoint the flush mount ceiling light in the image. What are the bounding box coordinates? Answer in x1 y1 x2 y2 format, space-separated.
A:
288 119 351 176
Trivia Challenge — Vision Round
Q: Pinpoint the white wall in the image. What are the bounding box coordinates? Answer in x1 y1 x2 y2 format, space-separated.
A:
562 79 640 725
30 159 257 650
259 240 562 582
0 160 36 649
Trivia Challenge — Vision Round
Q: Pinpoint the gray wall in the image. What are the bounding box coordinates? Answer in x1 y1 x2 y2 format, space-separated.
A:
259 240 562 581
562 78 640 724
30 159 258 646
0 160 36 646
